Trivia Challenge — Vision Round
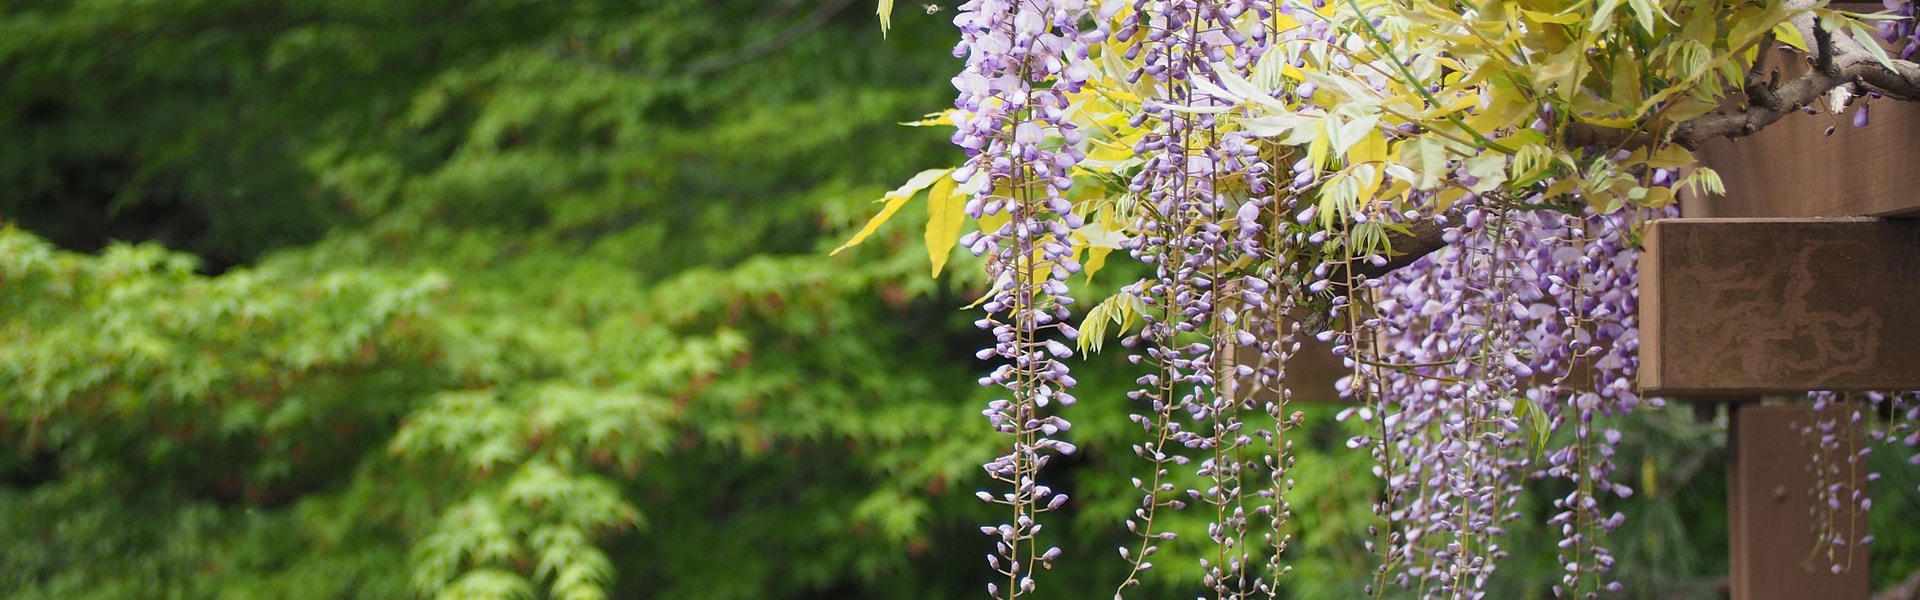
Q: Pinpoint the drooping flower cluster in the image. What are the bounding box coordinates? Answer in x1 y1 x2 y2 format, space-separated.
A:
1799 391 1920 573
950 0 1100 597
924 0 1920 598
1339 199 1666 598
1089 0 1676 596
1106 1 1328 595
1876 0 1920 58
1340 201 1533 598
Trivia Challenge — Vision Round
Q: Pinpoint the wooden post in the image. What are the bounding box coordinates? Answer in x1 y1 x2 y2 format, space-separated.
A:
1728 403 1871 600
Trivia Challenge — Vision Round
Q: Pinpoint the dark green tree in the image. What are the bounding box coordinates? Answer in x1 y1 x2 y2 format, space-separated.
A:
1 2 1009 598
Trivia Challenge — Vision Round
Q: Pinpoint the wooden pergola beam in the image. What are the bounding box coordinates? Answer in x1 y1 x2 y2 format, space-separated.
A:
1690 98 1920 219
1640 218 1920 396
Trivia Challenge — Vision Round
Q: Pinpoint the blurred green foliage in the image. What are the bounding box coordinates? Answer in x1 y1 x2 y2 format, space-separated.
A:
0 1 1002 598
1 1 1915 599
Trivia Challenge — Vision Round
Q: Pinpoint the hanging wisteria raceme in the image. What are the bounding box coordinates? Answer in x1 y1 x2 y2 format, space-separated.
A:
1799 390 1920 574
1502 204 1652 599
1212 7 1307 593
1189 2 1298 596
1885 393 1920 495
1105 0 1293 595
951 0 1098 597
896 0 1920 597
1341 198 1529 599
1802 392 1874 574
1111 0 1211 593
1886 392 1920 482
1341 198 1671 598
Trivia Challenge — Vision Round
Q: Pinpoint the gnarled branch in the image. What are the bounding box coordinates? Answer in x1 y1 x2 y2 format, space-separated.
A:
1574 1 1920 152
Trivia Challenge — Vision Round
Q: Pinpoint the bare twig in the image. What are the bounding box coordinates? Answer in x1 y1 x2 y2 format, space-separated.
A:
1813 13 1840 76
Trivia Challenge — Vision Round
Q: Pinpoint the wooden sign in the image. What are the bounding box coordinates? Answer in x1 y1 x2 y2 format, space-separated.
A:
1640 218 1920 395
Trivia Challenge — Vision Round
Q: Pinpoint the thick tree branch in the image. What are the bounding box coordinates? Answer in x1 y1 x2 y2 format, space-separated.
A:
1574 2 1920 152
1745 31 1784 110
1353 218 1449 280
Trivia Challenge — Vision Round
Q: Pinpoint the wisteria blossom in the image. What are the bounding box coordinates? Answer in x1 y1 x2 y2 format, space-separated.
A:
910 0 1920 597
951 0 1098 597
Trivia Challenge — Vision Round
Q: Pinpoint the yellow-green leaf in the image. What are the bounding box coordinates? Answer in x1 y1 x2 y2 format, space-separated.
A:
1349 129 1388 165
1077 291 1145 353
1590 0 1624 33
1400 137 1448 190
1773 21 1809 52
1460 84 1533 137
877 0 895 38
1848 21 1899 72
1306 128 1332 173
1679 166 1725 196
899 110 957 127
1521 9 1580 25
1354 163 1383 209
1085 245 1112 275
924 174 962 277
978 209 1010 235
1434 186 1470 212
832 168 953 255
1543 178 1579 199
1643 144 1697 169
1074 213 1128 284
1639 185 1676 208
1625 0 1676 34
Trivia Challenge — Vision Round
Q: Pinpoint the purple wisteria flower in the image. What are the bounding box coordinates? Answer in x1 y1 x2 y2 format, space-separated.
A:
951 0 1097 597
1338 197 1671 597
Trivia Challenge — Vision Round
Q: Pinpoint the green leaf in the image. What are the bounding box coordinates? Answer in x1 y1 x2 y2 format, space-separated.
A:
1462 152 1509 193
1515 394 1553 457
1773 21 1809 52
1625 0 1675 34
1399 137 1449 191
1509 144 1555 187
1241 111 1322 145
1679 166 1725 196
1073 212 1128 284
